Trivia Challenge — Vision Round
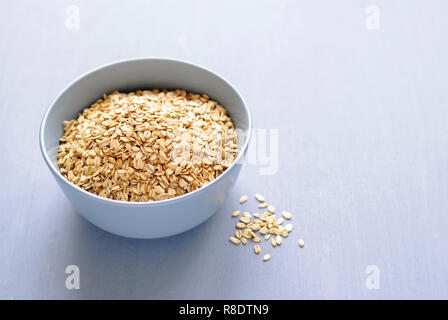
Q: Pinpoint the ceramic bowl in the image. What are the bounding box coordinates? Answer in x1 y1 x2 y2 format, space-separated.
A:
39 58 251 238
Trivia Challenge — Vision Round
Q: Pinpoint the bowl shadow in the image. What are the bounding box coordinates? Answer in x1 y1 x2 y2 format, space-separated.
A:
65 207 218 299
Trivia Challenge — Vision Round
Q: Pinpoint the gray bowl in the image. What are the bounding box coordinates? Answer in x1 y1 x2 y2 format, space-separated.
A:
39 58 251 239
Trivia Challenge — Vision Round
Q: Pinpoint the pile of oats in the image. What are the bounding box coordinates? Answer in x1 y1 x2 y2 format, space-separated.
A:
57 89 238 202
229 193 304 262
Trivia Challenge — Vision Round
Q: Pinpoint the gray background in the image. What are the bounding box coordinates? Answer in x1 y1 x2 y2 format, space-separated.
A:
0 0 447 299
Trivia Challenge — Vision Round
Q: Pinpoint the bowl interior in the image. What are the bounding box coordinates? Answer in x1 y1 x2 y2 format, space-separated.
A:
41 59 250 169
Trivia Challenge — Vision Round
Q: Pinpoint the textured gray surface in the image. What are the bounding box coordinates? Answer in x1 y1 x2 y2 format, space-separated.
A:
1 0 447 299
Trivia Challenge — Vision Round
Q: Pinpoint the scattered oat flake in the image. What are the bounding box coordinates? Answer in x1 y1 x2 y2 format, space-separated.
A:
239 195 248 204
243 211 251 218
229 237 240 245
275 235 282 245
240 216 251 224
252 237 261 243
263 254 271 262
254 245 261 254
298 239 305 247
285 223 293 232
241 238 247 245
254 193 265 202
236 222 246 229
282 211 292 220
231 210 240 217
267 205 275 214
258 203 268 209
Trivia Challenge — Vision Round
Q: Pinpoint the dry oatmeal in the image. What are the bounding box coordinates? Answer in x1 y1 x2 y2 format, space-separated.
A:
57 89 238 202
229 194 304 262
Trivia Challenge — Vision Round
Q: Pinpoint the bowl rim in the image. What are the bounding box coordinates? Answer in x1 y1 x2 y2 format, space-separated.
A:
39 57 252 207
